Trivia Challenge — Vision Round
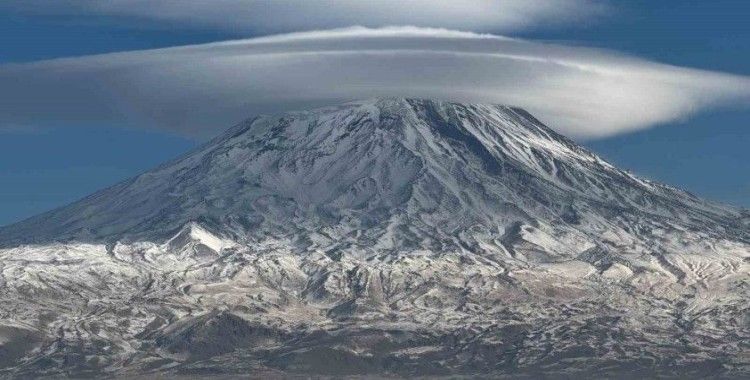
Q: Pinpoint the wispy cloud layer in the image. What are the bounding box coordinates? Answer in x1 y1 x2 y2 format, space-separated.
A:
1 27 748 139
3 0 608 34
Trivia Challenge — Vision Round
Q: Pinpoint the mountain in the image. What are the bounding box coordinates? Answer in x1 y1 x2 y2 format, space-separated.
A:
0 98 748 378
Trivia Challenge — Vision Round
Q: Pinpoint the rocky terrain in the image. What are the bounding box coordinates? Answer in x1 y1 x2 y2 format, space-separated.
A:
0 98 748 378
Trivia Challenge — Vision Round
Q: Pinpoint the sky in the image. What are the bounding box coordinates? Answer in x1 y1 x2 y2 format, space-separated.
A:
0 0 748 225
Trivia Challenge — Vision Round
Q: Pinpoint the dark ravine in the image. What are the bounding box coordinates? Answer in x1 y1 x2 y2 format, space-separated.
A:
0 98 747 378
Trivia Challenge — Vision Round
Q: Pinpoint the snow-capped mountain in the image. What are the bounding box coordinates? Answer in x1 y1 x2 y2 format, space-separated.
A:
0 98 747 378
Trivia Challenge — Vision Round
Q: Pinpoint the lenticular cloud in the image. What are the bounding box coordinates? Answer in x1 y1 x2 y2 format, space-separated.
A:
1 27 748 139
2 0 608 34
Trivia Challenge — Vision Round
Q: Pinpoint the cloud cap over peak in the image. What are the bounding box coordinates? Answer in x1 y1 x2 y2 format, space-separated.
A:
2 0 609 34
1 27 748 139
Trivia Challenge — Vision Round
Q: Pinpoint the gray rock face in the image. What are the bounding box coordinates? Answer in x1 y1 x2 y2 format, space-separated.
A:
0 98 748 378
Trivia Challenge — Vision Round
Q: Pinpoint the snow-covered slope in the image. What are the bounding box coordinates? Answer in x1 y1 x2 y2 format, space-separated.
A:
0 98 748 378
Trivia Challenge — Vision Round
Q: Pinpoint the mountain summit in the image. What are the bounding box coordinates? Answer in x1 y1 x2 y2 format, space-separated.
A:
1 98 744 250
0 98 748 378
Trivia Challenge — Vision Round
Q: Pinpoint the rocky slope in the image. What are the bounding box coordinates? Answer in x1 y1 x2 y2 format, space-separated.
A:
0 98 748 378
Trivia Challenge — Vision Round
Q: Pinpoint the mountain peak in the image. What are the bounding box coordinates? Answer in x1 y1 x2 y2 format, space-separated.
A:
1 99 748 377
0 99 744 250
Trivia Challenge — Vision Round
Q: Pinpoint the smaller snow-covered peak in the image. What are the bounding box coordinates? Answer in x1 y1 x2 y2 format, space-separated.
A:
164 222 234 253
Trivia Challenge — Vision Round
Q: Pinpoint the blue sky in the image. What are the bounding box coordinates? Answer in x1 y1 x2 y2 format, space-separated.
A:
0 1 748 225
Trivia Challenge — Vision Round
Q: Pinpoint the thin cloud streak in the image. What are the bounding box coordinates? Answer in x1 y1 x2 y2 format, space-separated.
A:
1 27 748 139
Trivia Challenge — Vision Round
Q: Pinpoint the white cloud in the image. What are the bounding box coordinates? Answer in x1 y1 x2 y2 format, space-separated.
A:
0 27 748 139
3 0 608 34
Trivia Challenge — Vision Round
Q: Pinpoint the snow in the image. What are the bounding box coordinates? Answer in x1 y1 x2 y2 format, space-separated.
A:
0 98 747 377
